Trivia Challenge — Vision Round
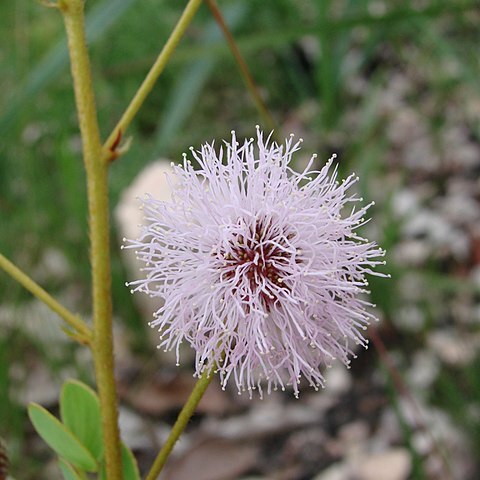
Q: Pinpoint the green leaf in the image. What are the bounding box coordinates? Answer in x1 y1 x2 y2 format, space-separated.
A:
100 443 140 480
58 458 83 480
28 403 98 472
121 443 141 480
60 380 103 460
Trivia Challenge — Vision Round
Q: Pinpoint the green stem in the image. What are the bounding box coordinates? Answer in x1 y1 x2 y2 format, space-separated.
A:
60 1 122 478
145 369 215 480
0 253 92 343
318 0 338 130
103 0 203 161
206 0 277 134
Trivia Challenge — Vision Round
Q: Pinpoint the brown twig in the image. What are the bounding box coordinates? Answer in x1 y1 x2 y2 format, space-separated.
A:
206 0 278 135
370 328 455 480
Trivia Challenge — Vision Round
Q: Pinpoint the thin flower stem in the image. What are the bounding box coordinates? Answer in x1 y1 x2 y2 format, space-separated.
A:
60 1 122 478
145 369 215 480
0 253 92 344
205 0 277 134
102 0 203 162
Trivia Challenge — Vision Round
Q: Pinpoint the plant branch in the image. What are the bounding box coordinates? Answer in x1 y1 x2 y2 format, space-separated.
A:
145 368 215 480
103 0 203 162
206 0 277 134
0 253 92 344
60 0 122 477
370 328 454 478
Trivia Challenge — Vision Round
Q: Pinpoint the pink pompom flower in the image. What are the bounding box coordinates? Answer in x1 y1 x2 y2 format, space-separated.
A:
124 128 387 397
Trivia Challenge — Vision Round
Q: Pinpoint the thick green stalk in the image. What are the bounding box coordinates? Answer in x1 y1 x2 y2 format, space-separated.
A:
0 253 92 344
60 0 122 478
103 0 203 161
145 369 215 480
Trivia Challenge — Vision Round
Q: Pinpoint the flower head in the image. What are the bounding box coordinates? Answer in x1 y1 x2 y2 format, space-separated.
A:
124 127 387 397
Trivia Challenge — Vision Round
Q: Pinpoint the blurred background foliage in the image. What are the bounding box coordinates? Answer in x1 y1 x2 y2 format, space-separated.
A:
1 0 480 478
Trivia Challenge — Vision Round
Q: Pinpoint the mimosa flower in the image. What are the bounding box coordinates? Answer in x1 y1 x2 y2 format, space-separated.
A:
124 127 387 397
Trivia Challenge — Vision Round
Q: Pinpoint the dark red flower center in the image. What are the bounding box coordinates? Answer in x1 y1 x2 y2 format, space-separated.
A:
217 217 295 309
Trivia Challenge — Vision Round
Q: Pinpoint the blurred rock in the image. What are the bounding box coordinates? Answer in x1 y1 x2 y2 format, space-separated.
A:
281 427 329 471
427 329 480 366
352 448 411 480
397 273 425 303
397 200 471 261
0 300 67 346
391 188 420 219
237 477 265 480
406 350 440 391
22 122 44 145
31 248 71 283
398 398 474 478
324 363 352 396
439 190 479 226
411 430 432 456
115 160 174 324
119 407 156 451
371 408 402 449
387 109 425 148
118 371 231 417
313 463 348 480
115 160 174 243
404 137 439 173
203 402 318 441
265 464 305 480
378 73 411 114
443 126 480 170
12 362 59 407
392 240 430 267
162 437 258 480
472 266 480 292
392 304 425 332
338 421 369 458
403 209 446 240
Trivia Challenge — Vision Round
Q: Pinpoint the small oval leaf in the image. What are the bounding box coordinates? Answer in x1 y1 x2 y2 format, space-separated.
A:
99 443 140 480
28 403 98 472
60 380 103 459
121 443 141 480
58 458 83 480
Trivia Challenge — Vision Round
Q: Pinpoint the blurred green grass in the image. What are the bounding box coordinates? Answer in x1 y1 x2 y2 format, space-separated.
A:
1 0 480 477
